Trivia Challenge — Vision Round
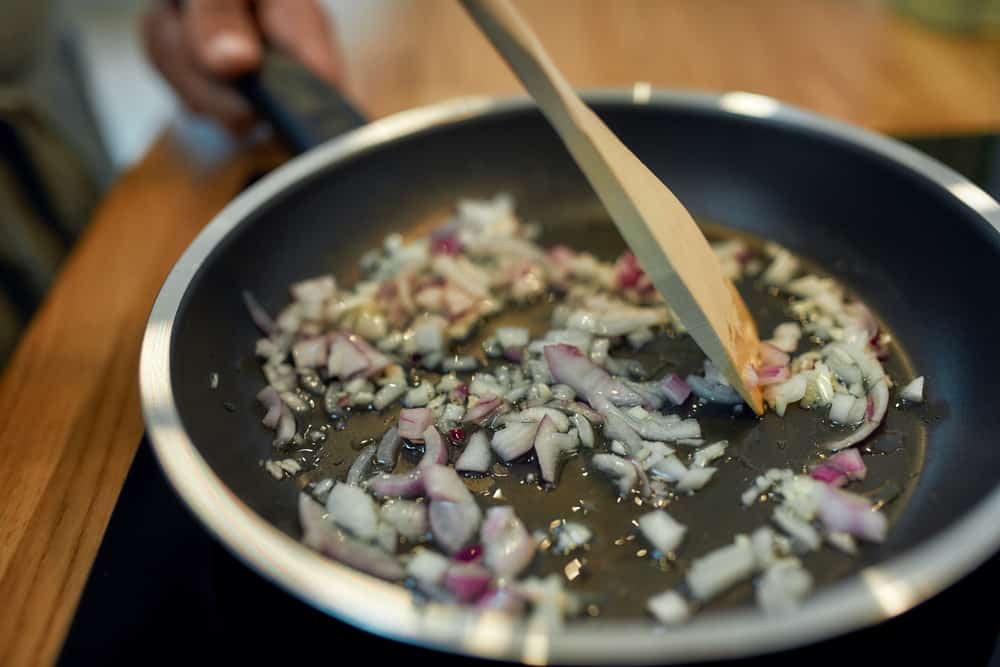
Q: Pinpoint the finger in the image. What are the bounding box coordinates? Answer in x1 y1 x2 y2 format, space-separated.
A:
143 1 256 131
184 0 261 78
258 0 345 87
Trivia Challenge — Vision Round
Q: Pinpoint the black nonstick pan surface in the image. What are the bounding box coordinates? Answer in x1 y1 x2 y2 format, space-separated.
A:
140 85 1000 663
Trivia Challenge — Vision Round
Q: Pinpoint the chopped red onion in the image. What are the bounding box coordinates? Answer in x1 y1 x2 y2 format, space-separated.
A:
660 374 692 406
443 560 492 602
430 232 463 256
443 284 477 318
454 544 484 562
429 499 482 554
491 420 541 462
291 336 328 369
815 486 887 542
380 500 428 540
421 426 449 467
532 416 573 485
481 506 536 577
591 453 638 496
826 449 866 480
257 386 282 428
455 430 492 474
326 483 379 541
327 333 370 379
476 587 526 614
464 394 503 424
543 344 643 409
346 444 377 486
825 379 888 451
376 426 403 467
398 407 433 442
299 494 404 581
809 465 847 487
638 510 687 554
369 471 425 498
349 335 392 377
242 290 276 334
423 464 475 504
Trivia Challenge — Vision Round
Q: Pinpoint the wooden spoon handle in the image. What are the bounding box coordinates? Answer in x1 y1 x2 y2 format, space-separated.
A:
461 0 764 413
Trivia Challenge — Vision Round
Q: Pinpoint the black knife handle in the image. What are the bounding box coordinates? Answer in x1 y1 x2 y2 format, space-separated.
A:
234 47 367 154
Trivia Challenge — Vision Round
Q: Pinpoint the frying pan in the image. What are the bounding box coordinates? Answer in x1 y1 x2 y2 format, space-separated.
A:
139 50 1000 663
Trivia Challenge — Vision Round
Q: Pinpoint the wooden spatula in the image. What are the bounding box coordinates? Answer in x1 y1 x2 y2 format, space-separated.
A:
461 0 763 414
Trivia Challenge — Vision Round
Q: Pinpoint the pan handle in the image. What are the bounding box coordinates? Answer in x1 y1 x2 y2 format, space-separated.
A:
234 46 368 154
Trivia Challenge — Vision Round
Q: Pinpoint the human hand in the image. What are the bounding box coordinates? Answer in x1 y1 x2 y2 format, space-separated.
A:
143 0 344 132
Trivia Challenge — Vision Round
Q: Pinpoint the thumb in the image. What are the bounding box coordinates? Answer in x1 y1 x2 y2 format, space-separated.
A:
184 0 261 77
257 0 344 87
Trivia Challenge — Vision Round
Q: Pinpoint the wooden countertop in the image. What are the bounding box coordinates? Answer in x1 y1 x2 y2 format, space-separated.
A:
2 1 999 663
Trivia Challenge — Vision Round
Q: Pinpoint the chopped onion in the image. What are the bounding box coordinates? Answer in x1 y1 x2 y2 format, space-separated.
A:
443 560 492 602
572 413 594 448
476 587 526 614
326 483 379 542
647 590 690 625
481 506 536 577
423 464 474 504
380 500 428 540
455 430 493 474
257 386 282 428
543 343 643 409
692 441 728 468
369 471 425 498
274 404 296 446
398 407 433 441
291 337 328 369
825 379 888 451
900 376 924 403
406 547 449 588
660 374 692 406
828 393 857 425
756 365 790 387
756 559 813 614
299 494 404 581
421 426 449 467
464 394 503 424
429 499 482 554
491 421 541 462
772 506 821 552
687 536 756 601
375 426 403 467
676 466 717 493
591 453 638 496
533 416 577 485
346 444 377 486
327 333 369 379
760 342 791 367
815 486 887 542
638 510 687 554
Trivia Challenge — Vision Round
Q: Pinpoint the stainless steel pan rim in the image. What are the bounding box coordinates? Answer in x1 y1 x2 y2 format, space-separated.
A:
140 89 1000 664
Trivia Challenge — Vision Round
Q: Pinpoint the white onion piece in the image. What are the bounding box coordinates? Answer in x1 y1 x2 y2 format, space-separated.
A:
648 454 688 483
591 453 638 496
543 344 643 409
257 386 282 428
375 427 403 467
412 314 448 354
533 416 578 485
825 379 888 451
750 527 778 569
299 494 404 580
429 500 482 554
900 376 924 403
481 506 536 577
772 506 821 552
274 404 296 446
476 587 527 614
291 274 336 303
406 547 449 588
572 414 595 448
422 464 473 504
291 337 328 369
373 382 406 411
455 430 492 474
346 444 377 486
676 466 717 493
403 382 435 408
350 335 392 377
421 426 449 467
693 441 728 468
768 322 802 353
764 374 808 416
638 510 687 554
647 591 690 625
687 537 756 601
762 249 798 286
380 500 428 540
377 523 398 553
815 486 887 542
398 407 433 441
828 393 856 424
491 421 541 462
554 522 592 554
496 326 530 349
756 559 813 614
326 483 379 542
